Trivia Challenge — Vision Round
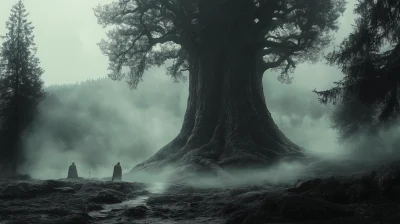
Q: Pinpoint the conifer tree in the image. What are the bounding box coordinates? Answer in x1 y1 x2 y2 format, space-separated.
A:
315 0 400 121
0 0 45 176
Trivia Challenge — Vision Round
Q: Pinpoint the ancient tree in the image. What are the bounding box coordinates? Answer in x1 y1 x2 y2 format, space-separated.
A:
0 0 45 176
95 0 345 172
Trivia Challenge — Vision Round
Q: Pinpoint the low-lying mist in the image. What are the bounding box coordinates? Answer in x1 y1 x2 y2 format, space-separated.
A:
19 64 400 188
20 67 186 179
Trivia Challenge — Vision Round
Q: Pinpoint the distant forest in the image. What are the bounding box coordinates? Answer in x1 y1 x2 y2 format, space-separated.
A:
25 77 187 167
31 77 331 166
34 74 400 163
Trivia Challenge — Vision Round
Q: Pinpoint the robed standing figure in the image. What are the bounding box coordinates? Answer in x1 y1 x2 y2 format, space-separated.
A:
112 162 122 181
67 162 79 179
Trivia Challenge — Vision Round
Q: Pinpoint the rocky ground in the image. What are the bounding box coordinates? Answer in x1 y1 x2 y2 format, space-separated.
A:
1 161 400 224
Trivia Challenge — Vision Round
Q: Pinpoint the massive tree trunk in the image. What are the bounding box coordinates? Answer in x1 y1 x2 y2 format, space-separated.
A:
134 48 303 173
133 2 303 173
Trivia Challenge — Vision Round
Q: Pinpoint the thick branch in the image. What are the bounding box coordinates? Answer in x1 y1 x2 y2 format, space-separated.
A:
261 51 295 72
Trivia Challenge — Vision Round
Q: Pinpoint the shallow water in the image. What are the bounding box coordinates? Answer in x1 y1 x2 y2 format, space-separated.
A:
88 182 166 218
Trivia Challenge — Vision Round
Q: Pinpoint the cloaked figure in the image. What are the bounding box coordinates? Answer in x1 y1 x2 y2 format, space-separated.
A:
67 162 79 179
112 162 122 181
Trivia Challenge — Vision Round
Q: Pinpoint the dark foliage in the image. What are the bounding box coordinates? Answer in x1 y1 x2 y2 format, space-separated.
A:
330 98 381 140
315 0 400 121
0 0 45 175
94 0 346 86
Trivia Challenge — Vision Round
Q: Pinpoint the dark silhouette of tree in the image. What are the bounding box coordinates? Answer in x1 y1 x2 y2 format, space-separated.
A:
330 98 380 141
95 0 346 171
0 0 45 176
315 0 400 122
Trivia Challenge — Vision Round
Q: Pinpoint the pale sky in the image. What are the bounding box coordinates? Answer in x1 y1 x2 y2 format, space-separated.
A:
0 0 113 85
0 0 356 88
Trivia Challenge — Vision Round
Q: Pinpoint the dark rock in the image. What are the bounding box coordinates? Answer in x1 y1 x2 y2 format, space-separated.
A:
46 206 72 216
89 189 125 204
78 181 147 198
256 194 353 221
189 202 199 208
2 221 30 224
77 184 101 194
345 181 375 203
123 205 149 218
54 187 75 193
192 195 203 201
276 195 353 220
287 177 362 204
147 195 178 205
221 203 247 216
385 186 400 199
26 180 77 195
52 214 92 224
225 208 254 224
373 162 400 198
287 178 323 193
0 184 30 199
86 204 103 211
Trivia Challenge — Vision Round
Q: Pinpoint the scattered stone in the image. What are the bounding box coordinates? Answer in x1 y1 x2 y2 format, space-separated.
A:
53 187 75 193
89 189 125 204
86 204 103 211
274 195 353 220
51 214 92 224
2 221 30 224
287 178 322 193
123 205 149 218
345 181 375 203
373 162 400 198
189 202 199 208
0 184 30 199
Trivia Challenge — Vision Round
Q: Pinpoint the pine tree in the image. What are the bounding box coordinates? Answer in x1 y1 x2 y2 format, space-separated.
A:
315 0 400 121
0 0 45 176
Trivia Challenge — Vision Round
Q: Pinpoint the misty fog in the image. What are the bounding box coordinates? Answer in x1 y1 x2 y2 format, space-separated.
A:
2 0 400 186
21 63 400 184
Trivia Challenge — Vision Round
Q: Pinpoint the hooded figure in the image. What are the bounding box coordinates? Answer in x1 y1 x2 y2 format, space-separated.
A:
112 162 122 181
67 162 78 179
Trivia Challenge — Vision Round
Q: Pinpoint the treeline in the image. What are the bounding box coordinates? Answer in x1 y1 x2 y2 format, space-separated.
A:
24 76 186 169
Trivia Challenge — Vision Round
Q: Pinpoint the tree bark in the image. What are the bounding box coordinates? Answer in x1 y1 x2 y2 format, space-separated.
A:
134 47 303 172
133 3 304 173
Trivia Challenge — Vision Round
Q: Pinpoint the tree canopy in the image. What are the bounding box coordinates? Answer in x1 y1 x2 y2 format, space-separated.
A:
315 0 400 121
95 0 346 87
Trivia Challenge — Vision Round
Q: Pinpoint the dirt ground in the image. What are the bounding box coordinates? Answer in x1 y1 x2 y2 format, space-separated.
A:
1 161 400 224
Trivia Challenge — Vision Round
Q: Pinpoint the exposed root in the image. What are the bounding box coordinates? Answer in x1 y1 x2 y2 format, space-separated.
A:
133 132 304 180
